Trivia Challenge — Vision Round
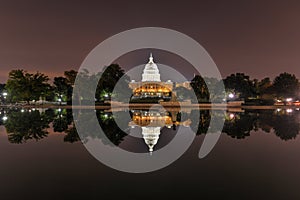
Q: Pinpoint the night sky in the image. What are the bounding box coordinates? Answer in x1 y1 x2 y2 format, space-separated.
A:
1 0 300 83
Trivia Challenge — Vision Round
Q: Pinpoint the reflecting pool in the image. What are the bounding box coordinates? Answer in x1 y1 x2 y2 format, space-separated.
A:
0 108 300 199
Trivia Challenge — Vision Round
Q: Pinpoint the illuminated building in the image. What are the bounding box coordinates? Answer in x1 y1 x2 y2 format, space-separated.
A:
129 54 191 100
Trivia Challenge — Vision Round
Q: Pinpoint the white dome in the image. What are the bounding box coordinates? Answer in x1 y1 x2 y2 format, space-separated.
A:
141 127 161 152
142 53 161 82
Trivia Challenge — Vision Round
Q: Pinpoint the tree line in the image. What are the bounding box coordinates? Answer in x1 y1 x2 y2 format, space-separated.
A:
178 72 300 104
0 64 299 105
0 64 130 104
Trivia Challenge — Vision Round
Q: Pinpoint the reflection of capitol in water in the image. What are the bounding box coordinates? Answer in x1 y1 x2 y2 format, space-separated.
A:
129 110 191 152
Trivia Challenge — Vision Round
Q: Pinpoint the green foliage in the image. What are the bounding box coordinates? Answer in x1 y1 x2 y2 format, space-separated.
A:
5 70 50 103
53 70 78 104
190 76 226 103
190 75 209 102
2 67 300 105
175 86 193 101
5 110 51 143
271 72 299 99
223 73 256 99
0 84 5 92
64 70 77 85
257 77 272 95
53 77 69 100
64 126 80 143
0 84 6 103
96 64 131 102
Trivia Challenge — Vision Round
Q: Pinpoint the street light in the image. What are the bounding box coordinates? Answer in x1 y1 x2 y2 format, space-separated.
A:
58 98 62 105
228 93 234 99
2 116 8 121
2 92 7 100
229 113 235 119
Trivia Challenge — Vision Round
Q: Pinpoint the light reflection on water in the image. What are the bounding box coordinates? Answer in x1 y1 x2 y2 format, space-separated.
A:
0 108 300 146
0 108 300 199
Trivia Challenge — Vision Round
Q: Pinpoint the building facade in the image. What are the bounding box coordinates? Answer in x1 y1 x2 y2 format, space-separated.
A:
129 54 191 101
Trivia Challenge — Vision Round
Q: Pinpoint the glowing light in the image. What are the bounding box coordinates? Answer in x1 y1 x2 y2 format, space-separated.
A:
2 92 7 96
229 113 235 119
286 109 293 113
2 116 8 121
21 109 24 113
58 98 62 102
286 98 293 102
228 93 234 98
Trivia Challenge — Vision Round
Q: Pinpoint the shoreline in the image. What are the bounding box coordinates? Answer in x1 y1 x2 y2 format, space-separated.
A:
1 104 300 110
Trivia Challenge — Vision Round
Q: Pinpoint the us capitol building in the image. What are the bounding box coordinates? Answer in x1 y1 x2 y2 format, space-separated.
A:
128 54 192 152
129 53 191 100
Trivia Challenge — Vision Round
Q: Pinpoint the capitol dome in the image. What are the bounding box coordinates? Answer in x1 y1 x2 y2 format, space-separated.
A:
141 127 161 152
142 53 161 82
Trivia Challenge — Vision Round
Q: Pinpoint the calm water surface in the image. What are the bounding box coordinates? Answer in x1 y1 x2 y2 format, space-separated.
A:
0 108 300 199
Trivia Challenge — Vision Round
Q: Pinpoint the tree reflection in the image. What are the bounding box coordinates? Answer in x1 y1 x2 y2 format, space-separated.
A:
259 110 300 141
97 111 129 146
1 108 299 144
72 110 129 146
222 112 258 139
4 110 51 143
64 126 80 143
187 109 300 141
53 109 73 132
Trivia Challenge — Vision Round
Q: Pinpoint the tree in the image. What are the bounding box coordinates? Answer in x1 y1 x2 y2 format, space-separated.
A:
64 70 77 86
72 69 96 104
0 84 5 92
53 77 69 101
271 73 299 99
5 70 50 103
65 70 78 103
257 77 272 97
0 84 6 103
96 64 131 102
190 75 209 102
223 73 256 99
175 86 193 101
53 70 78 104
